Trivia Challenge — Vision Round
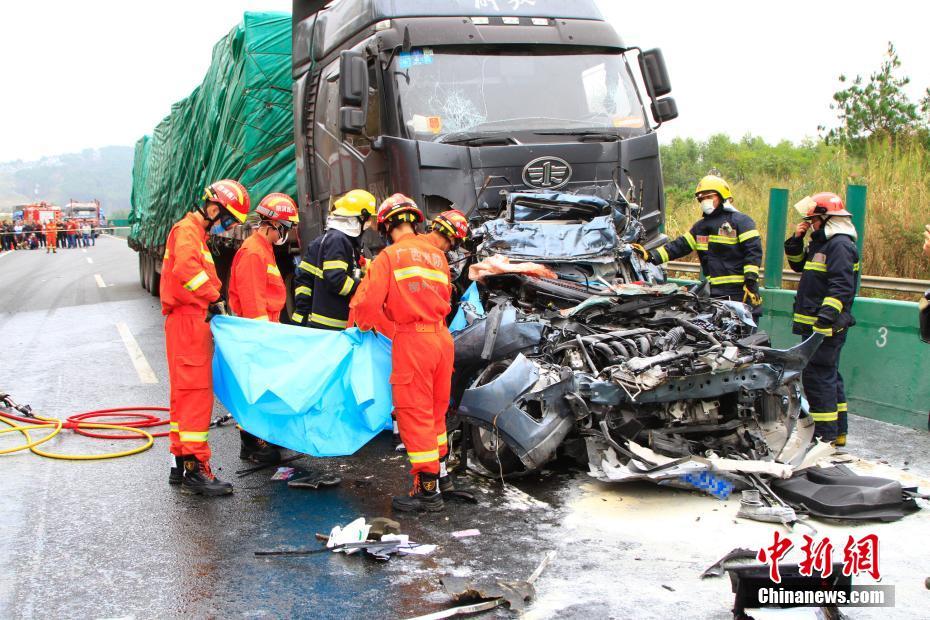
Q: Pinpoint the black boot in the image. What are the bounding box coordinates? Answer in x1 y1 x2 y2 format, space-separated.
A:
239 429 282 464
438 457 478 504
392 472 444 513
168 455 184 485
181 458 233 496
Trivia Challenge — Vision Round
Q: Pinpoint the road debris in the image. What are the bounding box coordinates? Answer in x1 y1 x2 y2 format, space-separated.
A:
255 517 432 561
450 529 481 539
407 551 555 619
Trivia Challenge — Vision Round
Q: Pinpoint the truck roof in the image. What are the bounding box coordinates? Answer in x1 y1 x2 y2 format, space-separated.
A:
312 0 605 61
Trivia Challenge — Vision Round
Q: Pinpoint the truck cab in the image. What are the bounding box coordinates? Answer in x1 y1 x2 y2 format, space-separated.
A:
291 0 677 249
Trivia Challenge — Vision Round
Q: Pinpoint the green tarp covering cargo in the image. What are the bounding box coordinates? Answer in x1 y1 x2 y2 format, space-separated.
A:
129 11 295 255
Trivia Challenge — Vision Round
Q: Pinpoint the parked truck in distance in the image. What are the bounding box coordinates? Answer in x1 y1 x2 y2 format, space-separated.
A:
129 1 678 317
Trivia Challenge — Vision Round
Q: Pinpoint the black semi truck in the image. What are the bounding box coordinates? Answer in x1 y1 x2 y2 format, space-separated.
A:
291 0 677 254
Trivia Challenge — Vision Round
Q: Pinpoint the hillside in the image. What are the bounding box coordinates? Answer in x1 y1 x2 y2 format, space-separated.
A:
0 146 133 217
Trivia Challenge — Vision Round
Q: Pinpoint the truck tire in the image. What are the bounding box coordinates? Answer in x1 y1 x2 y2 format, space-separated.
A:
142 253 152 292
282 271 296 323
150 258 160 298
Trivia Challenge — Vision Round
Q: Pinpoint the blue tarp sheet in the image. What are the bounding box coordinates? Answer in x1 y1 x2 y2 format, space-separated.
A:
211 316 393 457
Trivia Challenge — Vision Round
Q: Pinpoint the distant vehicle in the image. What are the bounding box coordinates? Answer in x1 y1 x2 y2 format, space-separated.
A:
22 202 62 225
64 200 104 226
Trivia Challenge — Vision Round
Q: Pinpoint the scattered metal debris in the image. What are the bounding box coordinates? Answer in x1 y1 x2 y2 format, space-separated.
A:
407 551 555 620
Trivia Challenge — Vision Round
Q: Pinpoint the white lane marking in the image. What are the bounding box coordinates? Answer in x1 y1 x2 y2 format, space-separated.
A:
94 274 106 288
0 251 11 259
86 257 94 264
82 248 87 253
116 322 158 384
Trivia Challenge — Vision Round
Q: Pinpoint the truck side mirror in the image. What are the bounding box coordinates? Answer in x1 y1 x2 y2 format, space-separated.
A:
339 50 368 135
651 97 679 123
638 48 672 98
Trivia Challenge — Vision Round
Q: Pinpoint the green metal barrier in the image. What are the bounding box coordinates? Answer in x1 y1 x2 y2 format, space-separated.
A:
758 289 927 430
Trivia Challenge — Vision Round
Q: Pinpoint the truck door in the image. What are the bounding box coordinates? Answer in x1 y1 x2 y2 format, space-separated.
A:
312 54 386 218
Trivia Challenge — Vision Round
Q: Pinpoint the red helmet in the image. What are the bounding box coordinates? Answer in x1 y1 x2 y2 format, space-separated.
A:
203 179 250 223
376 193 423 233
256 193 299 228
796 192 851 219
431 209 469 245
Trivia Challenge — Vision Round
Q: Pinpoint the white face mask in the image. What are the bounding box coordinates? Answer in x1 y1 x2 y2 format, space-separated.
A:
700 199 717 215
273 225 289 246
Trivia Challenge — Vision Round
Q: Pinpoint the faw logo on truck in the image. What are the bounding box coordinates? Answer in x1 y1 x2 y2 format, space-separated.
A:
522 156 572 190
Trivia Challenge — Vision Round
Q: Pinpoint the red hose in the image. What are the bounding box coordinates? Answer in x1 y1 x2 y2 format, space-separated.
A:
67 407 170 439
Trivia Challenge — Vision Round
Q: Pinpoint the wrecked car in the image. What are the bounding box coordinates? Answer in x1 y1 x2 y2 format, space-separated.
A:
451 191 821 484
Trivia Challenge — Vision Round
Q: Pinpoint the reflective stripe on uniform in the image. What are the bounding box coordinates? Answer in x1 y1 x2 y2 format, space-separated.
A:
804 261 827 272
295 286 312 297
810 410 838 422
338 275 354 296
707 274 745 285
822 296 843 312
853 262 861 272
408 449 440 464
169 422 179 432
656 246 670 263
299 261 323 277
812 325 833 336
254 315 270 321
323 259 348 271
184 270 209 291
201 249 214 264
684 232 697 251
743 264 760 275
267 264 281 277
179 430 209 442
708 235 738 245
786 253 805 262
437 432 448 446
291 312 305 323
393 266 449 284
738 229 760 243
310 313 348 329
837 402 848 412
793 313 816 325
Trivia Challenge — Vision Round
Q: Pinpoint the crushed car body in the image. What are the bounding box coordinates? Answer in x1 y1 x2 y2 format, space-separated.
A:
452 191 822 486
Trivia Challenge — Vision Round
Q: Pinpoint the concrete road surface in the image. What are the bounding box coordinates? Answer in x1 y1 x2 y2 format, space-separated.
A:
1 238 928 619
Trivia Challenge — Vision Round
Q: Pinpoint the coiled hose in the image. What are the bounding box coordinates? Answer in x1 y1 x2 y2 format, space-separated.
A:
0 405 169 460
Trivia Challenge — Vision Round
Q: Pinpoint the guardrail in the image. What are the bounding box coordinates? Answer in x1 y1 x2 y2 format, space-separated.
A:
667 261 930 294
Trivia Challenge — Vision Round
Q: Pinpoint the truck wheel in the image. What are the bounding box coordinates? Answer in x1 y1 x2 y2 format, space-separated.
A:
282 271 296 323
150 258 160 297
142 253 152 292
466 361 525 477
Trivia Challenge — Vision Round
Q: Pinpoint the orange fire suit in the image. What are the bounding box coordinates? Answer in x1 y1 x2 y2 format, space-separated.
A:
160 212 221 462
45 222 57 248
351 232 453 476
228 233 285 322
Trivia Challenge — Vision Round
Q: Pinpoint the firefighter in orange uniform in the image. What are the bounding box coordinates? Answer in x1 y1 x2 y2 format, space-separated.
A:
350 195 469 512
162 179 249 496
45 220 58 253
228 192 299 464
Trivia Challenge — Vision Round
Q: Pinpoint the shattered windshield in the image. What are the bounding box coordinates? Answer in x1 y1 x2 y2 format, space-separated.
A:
392 49 647 141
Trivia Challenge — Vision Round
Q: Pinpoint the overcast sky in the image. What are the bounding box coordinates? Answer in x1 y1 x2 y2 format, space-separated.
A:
1 0 928 162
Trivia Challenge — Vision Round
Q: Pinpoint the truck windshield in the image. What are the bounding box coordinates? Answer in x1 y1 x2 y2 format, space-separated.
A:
391 49 647 141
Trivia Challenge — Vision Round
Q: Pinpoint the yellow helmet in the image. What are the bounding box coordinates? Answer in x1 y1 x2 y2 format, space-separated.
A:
331 189 377 218
694 175 732 202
